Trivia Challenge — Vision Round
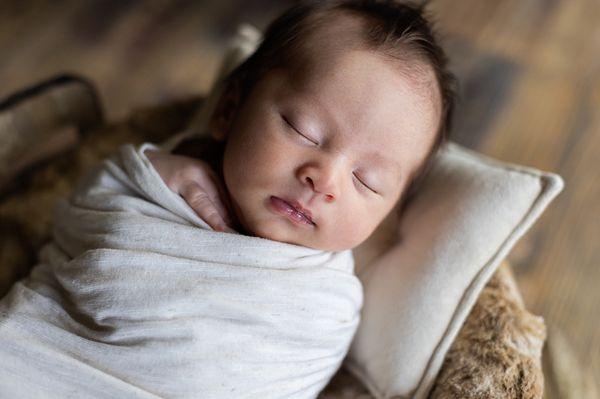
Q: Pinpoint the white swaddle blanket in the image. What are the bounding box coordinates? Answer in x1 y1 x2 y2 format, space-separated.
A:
0 143 363 398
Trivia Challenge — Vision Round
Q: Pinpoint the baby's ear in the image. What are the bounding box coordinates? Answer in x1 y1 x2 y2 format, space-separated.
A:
209 78 242 141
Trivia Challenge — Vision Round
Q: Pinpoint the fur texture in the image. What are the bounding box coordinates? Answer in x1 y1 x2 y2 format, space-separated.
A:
315 263 546 399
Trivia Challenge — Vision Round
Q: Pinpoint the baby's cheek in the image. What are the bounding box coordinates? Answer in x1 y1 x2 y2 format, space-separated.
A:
321 211 373 251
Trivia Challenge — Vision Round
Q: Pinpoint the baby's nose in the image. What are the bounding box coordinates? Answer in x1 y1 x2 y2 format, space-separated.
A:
299 165 340 202
304 176 335 202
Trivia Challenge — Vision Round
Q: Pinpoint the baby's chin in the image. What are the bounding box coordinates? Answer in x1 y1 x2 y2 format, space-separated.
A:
245 218 353 252
235 209 322 249
242 216 307 247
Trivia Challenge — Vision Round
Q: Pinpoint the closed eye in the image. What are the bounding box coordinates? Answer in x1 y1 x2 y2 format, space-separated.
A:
354 173 378 194
282 114 379 195
282 115 319 145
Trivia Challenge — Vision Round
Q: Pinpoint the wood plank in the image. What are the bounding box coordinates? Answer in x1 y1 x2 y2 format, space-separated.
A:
433 0 600 392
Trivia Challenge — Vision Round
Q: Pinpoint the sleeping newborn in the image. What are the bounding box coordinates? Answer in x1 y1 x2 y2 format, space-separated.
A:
0 2 456 398
146 1 455 253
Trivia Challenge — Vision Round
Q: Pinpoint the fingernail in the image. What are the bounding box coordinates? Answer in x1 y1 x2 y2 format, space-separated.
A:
216 224 231 233
223 226 236 234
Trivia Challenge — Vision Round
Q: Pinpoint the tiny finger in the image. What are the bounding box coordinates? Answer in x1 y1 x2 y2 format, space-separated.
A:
190 173 233 226
180 183 229 231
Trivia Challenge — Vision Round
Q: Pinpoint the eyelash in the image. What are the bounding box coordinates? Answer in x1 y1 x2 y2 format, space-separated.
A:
282 114 378 195
354 174 378 194
282 115 319 145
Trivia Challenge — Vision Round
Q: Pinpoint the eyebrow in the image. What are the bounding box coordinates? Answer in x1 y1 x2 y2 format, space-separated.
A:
363 151 402 177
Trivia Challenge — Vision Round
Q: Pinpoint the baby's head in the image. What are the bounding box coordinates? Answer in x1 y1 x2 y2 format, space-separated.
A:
209 0 457 252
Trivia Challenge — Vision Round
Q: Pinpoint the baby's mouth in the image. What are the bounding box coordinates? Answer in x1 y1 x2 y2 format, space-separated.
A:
269 196 316 227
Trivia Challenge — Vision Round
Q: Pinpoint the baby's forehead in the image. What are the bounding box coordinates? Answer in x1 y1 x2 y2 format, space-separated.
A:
287 9 370 68
284 12 441 110
278 47 440 129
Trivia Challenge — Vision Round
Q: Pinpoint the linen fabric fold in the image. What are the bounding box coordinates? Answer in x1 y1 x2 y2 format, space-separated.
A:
0 143 363 399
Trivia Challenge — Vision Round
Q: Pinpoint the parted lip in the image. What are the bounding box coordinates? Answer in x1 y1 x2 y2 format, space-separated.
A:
277 196 314 224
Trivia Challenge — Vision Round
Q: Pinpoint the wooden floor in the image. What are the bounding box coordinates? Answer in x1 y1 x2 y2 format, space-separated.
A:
1 0 598 396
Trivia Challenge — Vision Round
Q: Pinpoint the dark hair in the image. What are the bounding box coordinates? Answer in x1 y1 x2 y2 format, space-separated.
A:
221 0 457 213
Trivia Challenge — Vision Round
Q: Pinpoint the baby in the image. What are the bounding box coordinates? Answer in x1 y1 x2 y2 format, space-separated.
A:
147 0 456 253
0 3 460 396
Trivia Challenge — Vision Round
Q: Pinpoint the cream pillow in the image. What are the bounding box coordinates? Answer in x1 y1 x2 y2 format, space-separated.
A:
344 142 563 398
175 24 564 399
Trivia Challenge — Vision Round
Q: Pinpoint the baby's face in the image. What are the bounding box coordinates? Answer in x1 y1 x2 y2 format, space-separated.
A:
217 45 440 252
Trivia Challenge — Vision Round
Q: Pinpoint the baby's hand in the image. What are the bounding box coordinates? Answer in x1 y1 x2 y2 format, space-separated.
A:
145 149 236 233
